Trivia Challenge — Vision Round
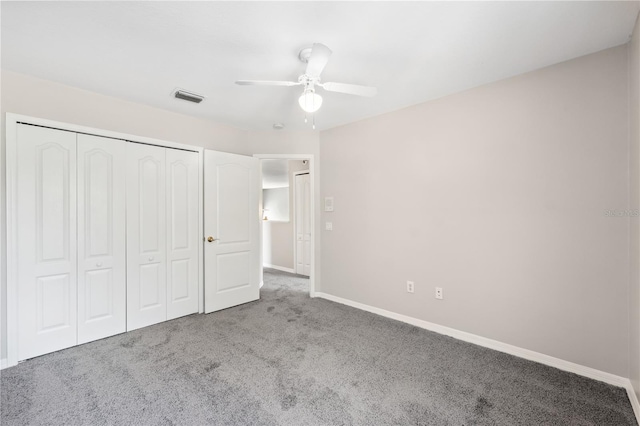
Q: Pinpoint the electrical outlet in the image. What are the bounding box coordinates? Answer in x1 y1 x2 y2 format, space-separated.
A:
325 221 333 231
435 287 443 300
407 281 414 293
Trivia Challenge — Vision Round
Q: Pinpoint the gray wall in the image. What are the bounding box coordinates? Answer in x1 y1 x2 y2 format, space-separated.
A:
263 188 290 222
0 70 251 361
629 13 640 400
320 46 630 376
262 219 292 269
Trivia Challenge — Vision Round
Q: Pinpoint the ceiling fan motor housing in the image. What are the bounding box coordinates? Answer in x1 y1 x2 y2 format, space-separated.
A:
298 46 313 63
299 74 319 89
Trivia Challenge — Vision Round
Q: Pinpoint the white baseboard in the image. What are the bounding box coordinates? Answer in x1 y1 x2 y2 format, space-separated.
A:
314 292 630 389
263 264 295 274
316 291 640 423
1 358 7 369
626 384 640 422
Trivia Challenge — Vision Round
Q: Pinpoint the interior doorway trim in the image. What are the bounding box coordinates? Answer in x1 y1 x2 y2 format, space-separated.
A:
254 154 316 296
4 113 205 368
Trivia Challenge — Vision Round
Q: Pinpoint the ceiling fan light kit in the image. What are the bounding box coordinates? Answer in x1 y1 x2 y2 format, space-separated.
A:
298 89 322 113
235 43 377 128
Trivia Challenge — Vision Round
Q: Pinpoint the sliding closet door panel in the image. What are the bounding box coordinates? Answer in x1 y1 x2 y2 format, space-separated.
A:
16 124 77 360
77 134 126 344
166 150 199 320
127 143 167 331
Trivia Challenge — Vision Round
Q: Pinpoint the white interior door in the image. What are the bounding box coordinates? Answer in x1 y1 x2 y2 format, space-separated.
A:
16 124 77 360
126 143 167 331
295 173 311 276
77 134 126 344
166 149 199 320
204 150 260 313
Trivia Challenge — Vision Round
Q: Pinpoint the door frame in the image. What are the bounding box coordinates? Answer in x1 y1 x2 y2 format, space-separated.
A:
292 169 310 276
5 113 205 368
253 154 316 296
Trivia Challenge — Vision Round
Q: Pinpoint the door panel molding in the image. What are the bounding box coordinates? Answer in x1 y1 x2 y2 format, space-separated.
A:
15 124 77 361
294 171 311 276
127 143 167 331
166 149 199 320
204 151 260 313
77 134 126 345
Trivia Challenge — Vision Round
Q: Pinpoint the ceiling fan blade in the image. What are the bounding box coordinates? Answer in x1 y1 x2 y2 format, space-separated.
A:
321 82 377 97
235 80 301 86
305 43 332 77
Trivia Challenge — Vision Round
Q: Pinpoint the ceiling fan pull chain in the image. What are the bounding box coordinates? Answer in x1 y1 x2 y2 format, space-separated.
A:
313 115 316 130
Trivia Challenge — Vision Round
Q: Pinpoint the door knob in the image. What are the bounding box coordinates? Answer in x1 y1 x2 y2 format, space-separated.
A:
96 262 102 267
207 236 216 242
148 256 154 261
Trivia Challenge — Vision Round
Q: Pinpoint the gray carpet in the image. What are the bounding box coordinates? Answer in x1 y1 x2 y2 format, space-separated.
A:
1 268 637 425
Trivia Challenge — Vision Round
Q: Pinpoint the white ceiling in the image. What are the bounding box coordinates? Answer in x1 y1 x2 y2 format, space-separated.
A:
2 2 638 131
262 159 290 189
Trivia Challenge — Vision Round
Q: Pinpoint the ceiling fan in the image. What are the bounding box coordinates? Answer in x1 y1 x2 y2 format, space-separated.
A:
235 43 377 128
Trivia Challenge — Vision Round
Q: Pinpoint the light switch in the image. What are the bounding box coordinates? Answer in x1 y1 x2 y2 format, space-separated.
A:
324 197 334 212
325 221 333 231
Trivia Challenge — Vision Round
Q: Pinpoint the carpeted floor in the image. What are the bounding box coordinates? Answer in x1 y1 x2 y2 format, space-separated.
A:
1 268 637 425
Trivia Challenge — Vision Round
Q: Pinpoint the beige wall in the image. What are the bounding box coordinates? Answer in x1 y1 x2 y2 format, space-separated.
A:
248 130 320 158
320 46 630 376
263 219 292 269
0 70 251 360
629 13 640 400
262 160 307 270
1 71 250 153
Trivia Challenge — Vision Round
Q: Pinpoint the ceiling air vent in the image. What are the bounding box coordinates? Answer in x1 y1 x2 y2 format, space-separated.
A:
174 89 204 103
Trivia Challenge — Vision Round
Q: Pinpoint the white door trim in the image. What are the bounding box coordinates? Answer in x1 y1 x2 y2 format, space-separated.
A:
253 155 316 296
6 115 18 367
5 112 205 368
293 170 310 276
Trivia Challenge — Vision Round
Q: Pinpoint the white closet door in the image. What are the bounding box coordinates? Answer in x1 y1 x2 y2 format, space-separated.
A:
127 143 167 331
166 149 199 320
77 134 126 344
295 173 311 276
16 124 77 360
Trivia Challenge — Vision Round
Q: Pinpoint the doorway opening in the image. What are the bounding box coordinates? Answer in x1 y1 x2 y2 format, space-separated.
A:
255 155 316 296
